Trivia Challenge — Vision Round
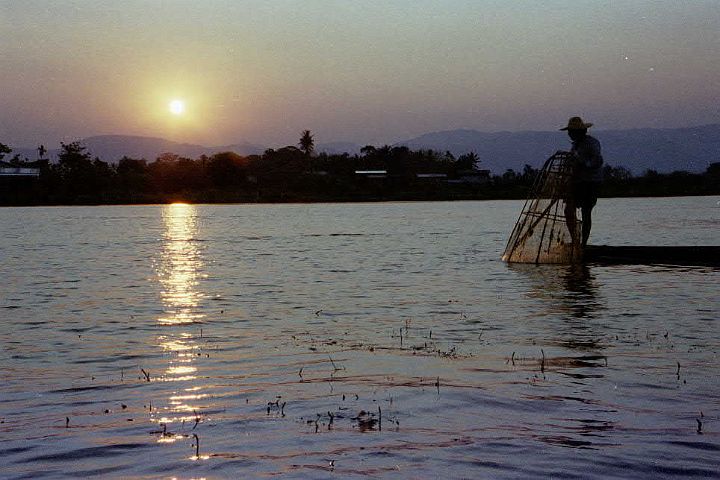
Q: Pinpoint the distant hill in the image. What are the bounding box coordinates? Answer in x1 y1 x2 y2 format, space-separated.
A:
13 136 366 162
398 124 720 174
13 135 266 163
317 141 362 155
9 124 720 174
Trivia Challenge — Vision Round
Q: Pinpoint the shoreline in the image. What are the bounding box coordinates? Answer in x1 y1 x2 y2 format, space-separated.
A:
2 192 718 208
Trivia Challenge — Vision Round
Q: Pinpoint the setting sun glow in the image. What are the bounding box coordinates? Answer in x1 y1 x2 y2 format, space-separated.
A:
169 99 185 115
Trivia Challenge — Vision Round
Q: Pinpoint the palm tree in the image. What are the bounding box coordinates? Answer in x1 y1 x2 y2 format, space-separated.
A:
299 130 314 157
298 130 315 173
456 152 480 171
0 143 11 161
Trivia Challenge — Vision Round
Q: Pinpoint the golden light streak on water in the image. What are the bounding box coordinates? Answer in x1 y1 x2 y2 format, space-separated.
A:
158 203 205 326
159 338 196 351
153 203 207 444
171 404 204 412
170 394 209 401
166 366 197 375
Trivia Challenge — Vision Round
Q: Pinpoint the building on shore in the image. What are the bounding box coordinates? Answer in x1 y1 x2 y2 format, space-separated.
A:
0 161 41 178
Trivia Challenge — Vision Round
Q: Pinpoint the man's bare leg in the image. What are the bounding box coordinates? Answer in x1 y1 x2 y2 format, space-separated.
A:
581 206 592 247
565 200 578 244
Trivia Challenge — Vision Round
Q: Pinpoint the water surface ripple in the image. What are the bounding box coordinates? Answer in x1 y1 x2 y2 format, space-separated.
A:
1 198 719 479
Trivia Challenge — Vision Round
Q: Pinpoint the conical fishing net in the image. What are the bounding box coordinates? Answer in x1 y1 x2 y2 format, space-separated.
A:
502 151 582 264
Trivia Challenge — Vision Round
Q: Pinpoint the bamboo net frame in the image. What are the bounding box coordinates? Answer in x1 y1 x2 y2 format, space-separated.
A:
502 151 582 264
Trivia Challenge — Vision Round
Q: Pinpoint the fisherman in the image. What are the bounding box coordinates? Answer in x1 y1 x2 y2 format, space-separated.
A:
561 116 603 247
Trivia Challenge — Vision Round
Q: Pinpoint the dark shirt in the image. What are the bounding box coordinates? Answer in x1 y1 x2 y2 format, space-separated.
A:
571 135 603 183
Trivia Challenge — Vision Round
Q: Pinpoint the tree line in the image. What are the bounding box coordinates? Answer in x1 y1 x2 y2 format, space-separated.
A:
1 134 718 205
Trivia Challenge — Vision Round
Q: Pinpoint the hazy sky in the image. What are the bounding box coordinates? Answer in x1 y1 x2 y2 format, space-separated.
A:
2 0 719 148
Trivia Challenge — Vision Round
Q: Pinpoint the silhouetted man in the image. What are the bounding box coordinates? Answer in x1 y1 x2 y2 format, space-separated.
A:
561 116 603 247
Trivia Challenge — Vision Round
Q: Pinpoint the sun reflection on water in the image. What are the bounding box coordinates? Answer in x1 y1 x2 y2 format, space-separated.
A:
158 203 205 326
154 203 207 437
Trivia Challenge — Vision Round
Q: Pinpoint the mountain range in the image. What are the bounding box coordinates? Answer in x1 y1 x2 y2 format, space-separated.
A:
11 124 720 174
399 124 720 174
13 135 266 165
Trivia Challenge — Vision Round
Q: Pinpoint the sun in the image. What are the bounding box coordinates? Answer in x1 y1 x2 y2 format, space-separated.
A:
169 99 185 115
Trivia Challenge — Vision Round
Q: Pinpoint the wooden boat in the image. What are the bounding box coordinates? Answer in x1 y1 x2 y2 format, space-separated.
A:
583 246 720 267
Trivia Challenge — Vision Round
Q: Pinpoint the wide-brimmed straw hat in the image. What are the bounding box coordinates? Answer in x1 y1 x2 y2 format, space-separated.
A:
560 116 593 131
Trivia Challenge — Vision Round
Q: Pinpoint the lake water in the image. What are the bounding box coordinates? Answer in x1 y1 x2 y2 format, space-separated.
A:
1 197 719 479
